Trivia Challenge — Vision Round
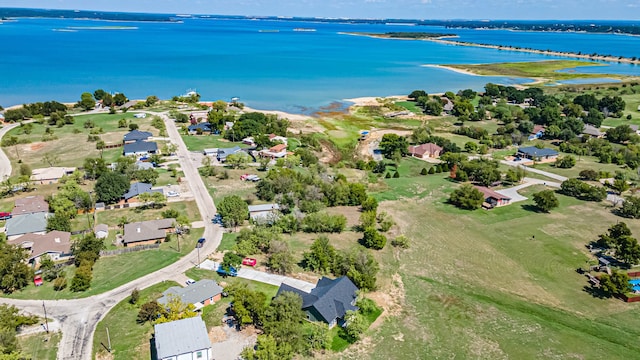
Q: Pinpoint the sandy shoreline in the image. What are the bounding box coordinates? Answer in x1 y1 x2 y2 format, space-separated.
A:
343 95 409 107
241 106 310 121
421 64 481 77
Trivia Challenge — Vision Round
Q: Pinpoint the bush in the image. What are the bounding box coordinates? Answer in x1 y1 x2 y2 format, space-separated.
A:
449 184 484 210
384 172 391 178
130 288 140 304
302 212 346 233
579 169 599 181
361 196 378 212
420 168 428 175
555 155 576 169
393 171 400 178
428 167 435 174
362 227 387 250
391 235 410 249
53 277 67 291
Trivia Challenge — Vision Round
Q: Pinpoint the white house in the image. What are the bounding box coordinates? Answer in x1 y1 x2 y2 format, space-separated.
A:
154 317 212 360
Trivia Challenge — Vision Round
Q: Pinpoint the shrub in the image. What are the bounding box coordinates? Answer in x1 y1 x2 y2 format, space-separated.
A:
362 227 387 250
391 235 410 249
53 277 67 291
420 167 428 175
302 212 346 233
555 155 576 169
449 184 484 210
130 288 140 304
428 167 435 174
384 172 391 178
393 171 400 178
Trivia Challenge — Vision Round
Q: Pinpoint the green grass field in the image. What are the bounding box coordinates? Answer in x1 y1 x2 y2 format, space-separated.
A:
18 332 61 360
181 134 248 152
93 281 178 360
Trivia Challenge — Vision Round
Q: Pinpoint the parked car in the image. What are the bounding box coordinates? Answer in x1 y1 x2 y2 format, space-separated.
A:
33 275 43 287
242 258 257 267
0 212 11 220
216 265 238 277
197 237 206 248
211 214 223 224
186 278 196 285
166 191 180 197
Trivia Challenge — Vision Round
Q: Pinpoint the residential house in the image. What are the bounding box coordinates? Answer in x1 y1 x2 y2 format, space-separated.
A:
154 317 212 360
259 143 287 159
30 167 76 185
275 276 359 328
123 141 158 156
528 125 545 141
407 143 443 159
94 224 109 239
8 231 72 266
12 196 49 216
135 161 154 170
248 203 280 223
202 148 218 156
441 97 454 114
268 134 288 144
123 218 175 247
188 122 212 134
5 212 49 240
216 146 242 162
474 186 512 209
123 129 153 144
516 146 559 163
123 182 163 203
158 279 224 311
582 124 605 138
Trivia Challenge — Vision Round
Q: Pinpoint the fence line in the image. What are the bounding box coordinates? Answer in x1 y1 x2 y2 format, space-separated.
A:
100 244 160 256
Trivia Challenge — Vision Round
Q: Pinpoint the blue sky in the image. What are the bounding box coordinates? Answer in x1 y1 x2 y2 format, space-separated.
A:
1 0 639 20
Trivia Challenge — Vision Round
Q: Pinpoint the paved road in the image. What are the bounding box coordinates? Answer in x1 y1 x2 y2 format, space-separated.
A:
0 111 223 360
496 177 562 203
0 121 32 180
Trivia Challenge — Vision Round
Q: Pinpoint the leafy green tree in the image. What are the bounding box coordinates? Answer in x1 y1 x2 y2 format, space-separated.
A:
619 196 640 219
302 212 346 233
0 243 33 294
599 270 631 296
113 93 128 106
53 277 67 291
225 152 250 169
70 262 92 292
302 236 336 273
130 288 140 304
93 89 107 100
408 90 427 101
218 195 249 230
46 213 71 232
78 92 95 111
267 241 295 275
579 169 599 181
222 252 243 270
612 178 630 194
84 157 108 180
334 248 379 291
263 291 306 354
379 134 409 159
449 184 484 210
362 227 387 250
95 171 129 204
226 283 267 327
616 236 640 265
344 310 368 342
532 190 559 212
137 301 166 324
555 155 576 168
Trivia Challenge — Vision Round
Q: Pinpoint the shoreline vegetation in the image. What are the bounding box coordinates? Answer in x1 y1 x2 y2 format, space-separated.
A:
344 32 640 65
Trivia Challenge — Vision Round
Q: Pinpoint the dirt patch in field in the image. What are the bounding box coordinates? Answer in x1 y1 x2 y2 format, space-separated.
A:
355 128 412 159
318 139 341 164
209 326 227 343
29 142 45 151
324 206 362 228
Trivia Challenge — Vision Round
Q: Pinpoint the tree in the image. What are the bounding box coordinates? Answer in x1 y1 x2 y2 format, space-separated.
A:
344 310 367 342
113 93 128 106
579 169 599 181
226 283 267 327
612 178 630 194
449 184 484 210
361 196 378 212
18 163 31 177
128 123 139 131
95 171 129 204
302 236 336 273
378 134 409 159
599 270 631 296
616 236 640 265
222 252 243 270
130 288 140 304
619 196 640 219
70 262 92 292
267 241 295 275
155 297 197 324
83 157 107 180
137 301 166 324
145 95 159 106
532 190 559 212
555 155 576 168
362 227 387 250
78 92 95 111
263 291 306 353
46 213 71 232
225 152 250 169
218 195 249 230
464 141 478 153
0 243 33 294
408 90 427 101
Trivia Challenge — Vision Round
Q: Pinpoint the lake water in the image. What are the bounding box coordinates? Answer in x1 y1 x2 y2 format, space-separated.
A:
1 17 639 112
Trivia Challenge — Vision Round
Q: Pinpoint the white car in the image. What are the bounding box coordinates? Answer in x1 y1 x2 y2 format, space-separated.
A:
186 279 196 285
166 191 180 197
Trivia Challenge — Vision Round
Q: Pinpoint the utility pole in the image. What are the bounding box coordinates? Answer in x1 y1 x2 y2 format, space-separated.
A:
42 301 49 333
106 327 112 352
197 245 200 267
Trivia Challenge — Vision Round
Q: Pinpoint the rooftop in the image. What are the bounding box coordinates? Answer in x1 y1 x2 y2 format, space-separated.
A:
474 185 511 201
12 195 49 216
123 182 162 200
158 279 223 308
5 212 49 237
123 141 158 155
123 218 174 244
30 167 76 181
8 231 71 261
517 146 559 157
123 129 152 142
248 203 280 213
154 317 211 359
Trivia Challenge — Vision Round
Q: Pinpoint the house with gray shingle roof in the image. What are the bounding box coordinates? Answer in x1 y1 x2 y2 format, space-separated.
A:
216 146 242 162
154 317 212 360
12 195 49 216
158 279 223 310
276 276 359 328
123 218 175 246
123 182 163 202
123 129 152 143
5 212 49 240
123 141 158 156
8 231 72 266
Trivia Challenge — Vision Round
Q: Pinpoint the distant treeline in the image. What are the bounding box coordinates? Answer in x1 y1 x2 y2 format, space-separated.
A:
3 9 640 36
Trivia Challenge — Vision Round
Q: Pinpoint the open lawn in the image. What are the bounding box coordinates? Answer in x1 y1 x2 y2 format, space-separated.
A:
531 155 631 179
181 134 249 152
93 281 178 360
6 228 203 300
18 332 61 360
3 112 158 175
96 201 201 226
185 268 279 299
395 101 423 114
339 179 640 359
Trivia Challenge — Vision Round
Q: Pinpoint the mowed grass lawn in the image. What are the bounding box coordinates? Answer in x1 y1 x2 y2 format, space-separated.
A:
93 281 178 360
7 228 204 300
181 134 248 152
4 112 157 175
350 180 640 359
18 332 61 360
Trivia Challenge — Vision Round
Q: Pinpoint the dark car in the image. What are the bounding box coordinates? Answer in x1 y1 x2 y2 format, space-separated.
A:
197 238 206 248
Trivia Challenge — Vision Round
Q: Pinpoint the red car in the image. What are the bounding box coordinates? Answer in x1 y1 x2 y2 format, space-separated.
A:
33 275 43 287
242 257 257 267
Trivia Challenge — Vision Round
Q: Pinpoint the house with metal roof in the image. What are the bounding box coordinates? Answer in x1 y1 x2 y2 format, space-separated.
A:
122 182 163 202
8 231 72 266
276 276 359 328
94 224 109 239
30 167 76 184
516 146 559 162
216 146 242 162
123 129 152 144
154 316 212 360
5 212 49 240
248 203 280 223
123 141 158 156
158 279 223 311
123 218 175 246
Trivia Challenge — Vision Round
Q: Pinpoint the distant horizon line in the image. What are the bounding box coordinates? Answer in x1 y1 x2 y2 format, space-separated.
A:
1 7 640 22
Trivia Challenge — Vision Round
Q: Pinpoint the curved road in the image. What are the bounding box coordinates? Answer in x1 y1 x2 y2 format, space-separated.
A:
0 121 30 180
0 112 222 360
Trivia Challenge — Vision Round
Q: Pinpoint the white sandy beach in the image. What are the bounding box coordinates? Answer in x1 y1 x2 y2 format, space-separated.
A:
343 95 409 106
241 105 311 121
421 64 482 77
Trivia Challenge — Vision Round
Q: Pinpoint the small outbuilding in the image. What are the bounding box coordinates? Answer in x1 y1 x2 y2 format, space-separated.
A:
154 317 212 360
94 224 109 239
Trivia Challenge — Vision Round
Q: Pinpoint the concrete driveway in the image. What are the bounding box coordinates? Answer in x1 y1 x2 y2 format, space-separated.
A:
495 177 561 203
500 160 568 182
